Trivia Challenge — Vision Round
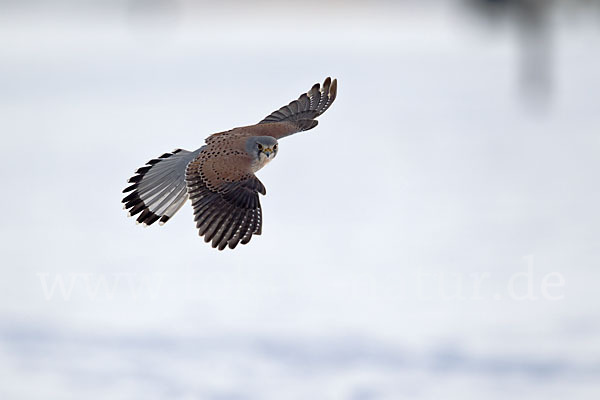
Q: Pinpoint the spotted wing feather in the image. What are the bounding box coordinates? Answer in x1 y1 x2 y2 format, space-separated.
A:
185 148 266 250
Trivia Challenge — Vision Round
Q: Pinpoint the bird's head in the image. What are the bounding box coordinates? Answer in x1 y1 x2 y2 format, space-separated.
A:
246 136 279 171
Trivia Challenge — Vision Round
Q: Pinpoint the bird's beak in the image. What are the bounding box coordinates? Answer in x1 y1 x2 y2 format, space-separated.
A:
263 148 273 158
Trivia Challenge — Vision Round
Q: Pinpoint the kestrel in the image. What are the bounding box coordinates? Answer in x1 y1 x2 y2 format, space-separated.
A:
122 77 337 250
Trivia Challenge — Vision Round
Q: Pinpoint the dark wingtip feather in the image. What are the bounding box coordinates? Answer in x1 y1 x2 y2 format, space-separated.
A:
136 209 151 223
122 192 137 203
125 198 142 209
146 213 160 226
128 202 145 217
128 175 143 183
330 78 338 100
123 183 137 193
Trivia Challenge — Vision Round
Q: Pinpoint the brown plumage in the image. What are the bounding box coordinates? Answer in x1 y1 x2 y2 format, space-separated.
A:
123 77 338 250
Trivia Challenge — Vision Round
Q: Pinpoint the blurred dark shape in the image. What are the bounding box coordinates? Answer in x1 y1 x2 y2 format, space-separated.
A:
515 0 553 104
466 0 554 109
127 0 180 27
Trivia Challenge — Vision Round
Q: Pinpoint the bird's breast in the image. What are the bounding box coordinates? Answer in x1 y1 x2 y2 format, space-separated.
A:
252 153 274 173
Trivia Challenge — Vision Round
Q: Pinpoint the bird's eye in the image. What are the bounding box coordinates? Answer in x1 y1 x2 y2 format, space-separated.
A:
274 144 278 150
257 143 263 150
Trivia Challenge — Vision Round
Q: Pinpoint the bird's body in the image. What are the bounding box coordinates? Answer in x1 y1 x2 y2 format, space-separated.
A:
123 77 337 250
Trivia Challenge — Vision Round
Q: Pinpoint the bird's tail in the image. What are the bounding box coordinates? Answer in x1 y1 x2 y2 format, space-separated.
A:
122 148 200 226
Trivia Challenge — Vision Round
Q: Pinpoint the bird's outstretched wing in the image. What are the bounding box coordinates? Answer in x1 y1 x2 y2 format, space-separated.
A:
260 76 337 127
206 77 338 144
185 147 265 250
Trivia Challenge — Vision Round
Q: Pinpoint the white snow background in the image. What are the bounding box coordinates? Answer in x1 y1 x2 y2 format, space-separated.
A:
0 1 599 399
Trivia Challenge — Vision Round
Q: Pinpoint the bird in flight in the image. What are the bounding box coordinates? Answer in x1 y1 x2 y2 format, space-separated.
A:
122 77 338 250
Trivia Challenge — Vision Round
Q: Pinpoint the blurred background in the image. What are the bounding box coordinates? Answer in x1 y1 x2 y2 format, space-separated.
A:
1 0 599 398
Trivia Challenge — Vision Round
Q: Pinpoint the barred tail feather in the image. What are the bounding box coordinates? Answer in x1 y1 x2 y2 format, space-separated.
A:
122 148 200 226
